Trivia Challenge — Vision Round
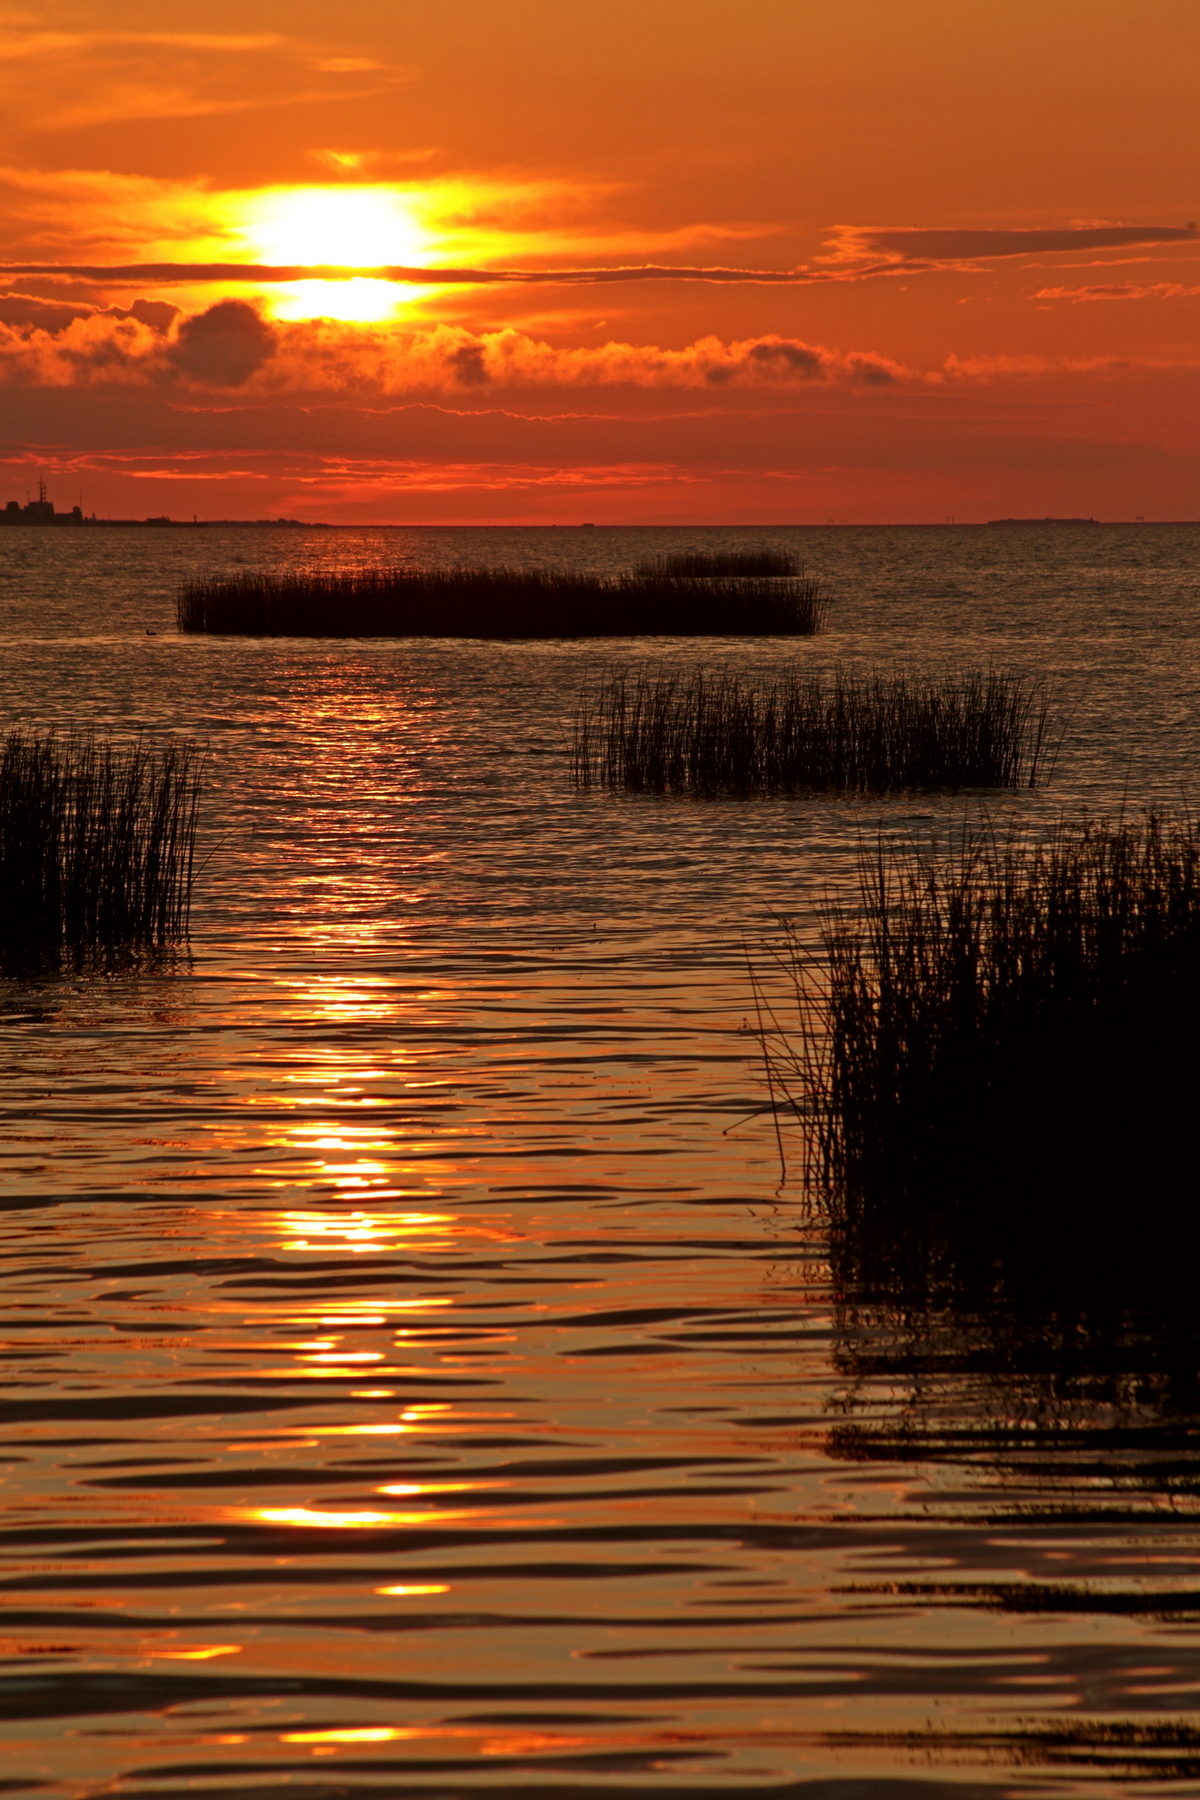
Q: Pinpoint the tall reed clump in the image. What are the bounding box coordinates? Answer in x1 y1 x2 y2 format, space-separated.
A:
574 669 1054 796
758 814 1200 1288
0 731 200 957
176 567 826 638
632 549 800 578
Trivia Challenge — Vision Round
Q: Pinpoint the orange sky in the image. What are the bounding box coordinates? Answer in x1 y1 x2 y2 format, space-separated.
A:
1 0 1198 522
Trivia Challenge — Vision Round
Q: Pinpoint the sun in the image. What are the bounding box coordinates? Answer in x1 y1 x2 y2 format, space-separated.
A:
239 186 431 322
245 186 427 267
267 277 420 323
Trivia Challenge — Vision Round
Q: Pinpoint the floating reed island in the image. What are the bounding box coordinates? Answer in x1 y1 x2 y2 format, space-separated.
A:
573 668 1055 796
176 566 827 639
0 730 200 959
757 813 1200 1287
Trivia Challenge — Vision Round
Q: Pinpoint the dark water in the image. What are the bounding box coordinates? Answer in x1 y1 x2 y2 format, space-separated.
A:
2 523 1200 1797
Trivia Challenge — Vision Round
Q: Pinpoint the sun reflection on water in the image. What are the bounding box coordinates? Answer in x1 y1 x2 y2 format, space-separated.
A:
252 1501 480 1528
279 1209 454 1251
284 1728 417 1744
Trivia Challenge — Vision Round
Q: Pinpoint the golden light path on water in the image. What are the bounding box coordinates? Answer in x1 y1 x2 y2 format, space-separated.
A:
3 527 1200 1795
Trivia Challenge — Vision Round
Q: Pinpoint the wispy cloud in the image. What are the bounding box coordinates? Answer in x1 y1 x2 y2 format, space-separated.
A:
11 223 1196 293
0 258 835 285
1035 281 1200 303
826 224 1198 265
0 23 410 133
938 350 1200 378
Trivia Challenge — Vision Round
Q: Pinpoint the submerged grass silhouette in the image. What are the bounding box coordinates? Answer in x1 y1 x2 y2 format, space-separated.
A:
574 668 1053 795
756 813 1200 1281
177 567 827 638
631 548 800 578
0 730 200 957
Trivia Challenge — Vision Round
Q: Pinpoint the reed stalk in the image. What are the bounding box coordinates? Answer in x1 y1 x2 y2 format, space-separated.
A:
176 567 826 638
631 549 800 578
0 731 201 956
756 813 1200 1284
574 668 1054 795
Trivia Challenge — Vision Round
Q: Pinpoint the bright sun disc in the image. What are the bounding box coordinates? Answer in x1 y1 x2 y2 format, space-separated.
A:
245 186 427 268
269 278 417 323
241 186 429 321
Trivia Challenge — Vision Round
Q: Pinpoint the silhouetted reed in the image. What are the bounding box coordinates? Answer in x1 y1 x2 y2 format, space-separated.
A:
632 548 800 578
574 668 1053 795
0 731 200 958
177 567 825 638
758 813 1200 1292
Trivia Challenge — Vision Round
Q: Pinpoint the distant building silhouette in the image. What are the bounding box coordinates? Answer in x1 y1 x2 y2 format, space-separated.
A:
0 485 317 527
1 481 85 525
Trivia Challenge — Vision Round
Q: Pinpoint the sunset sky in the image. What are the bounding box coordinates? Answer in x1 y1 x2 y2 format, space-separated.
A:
1 0 1198 523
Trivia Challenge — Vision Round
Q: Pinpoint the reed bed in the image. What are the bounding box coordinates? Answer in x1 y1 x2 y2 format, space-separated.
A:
0 730 200 955
631 549 800 578
573 668 1053 796
757 814 1200 1280
176 567 826 638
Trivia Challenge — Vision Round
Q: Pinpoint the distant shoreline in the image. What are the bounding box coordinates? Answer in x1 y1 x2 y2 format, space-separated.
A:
2 517 1196 530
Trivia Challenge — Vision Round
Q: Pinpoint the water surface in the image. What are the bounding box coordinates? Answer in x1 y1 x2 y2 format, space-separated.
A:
2 523 1200 1796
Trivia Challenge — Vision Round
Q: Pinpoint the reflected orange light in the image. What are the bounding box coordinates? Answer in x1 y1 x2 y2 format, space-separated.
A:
375 1584 450 1596
482 1733 592 1756
255 1507 412 1529
376 1481 493 1496
279 1723 594 1755
289 1132 388 1150
284 1727 415 1744
274 1408 453 1439
147 1644 241 1661
253 1496 485 1528
281 1209 453 1251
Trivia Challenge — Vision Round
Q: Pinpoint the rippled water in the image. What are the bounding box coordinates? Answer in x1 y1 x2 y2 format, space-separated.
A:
2 523 1200 1797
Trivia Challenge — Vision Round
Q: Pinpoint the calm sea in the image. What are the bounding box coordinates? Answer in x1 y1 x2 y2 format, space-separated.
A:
2 523 1199 1797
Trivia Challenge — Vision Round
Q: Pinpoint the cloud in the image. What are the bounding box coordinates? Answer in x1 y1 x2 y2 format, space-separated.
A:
0 291 96 331
128 299 181 331
0 291 180 333
942 352 1056 378
260 323 910 393
8 229 1196 295
0 257 835 287
167 301 277 386
936 350 1196 378
827 224 1199 265
0 306 910 394
0 23 410 133
0 311 164 385
444 343 489 387
1035 281 1200 304
25 302 1200 399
